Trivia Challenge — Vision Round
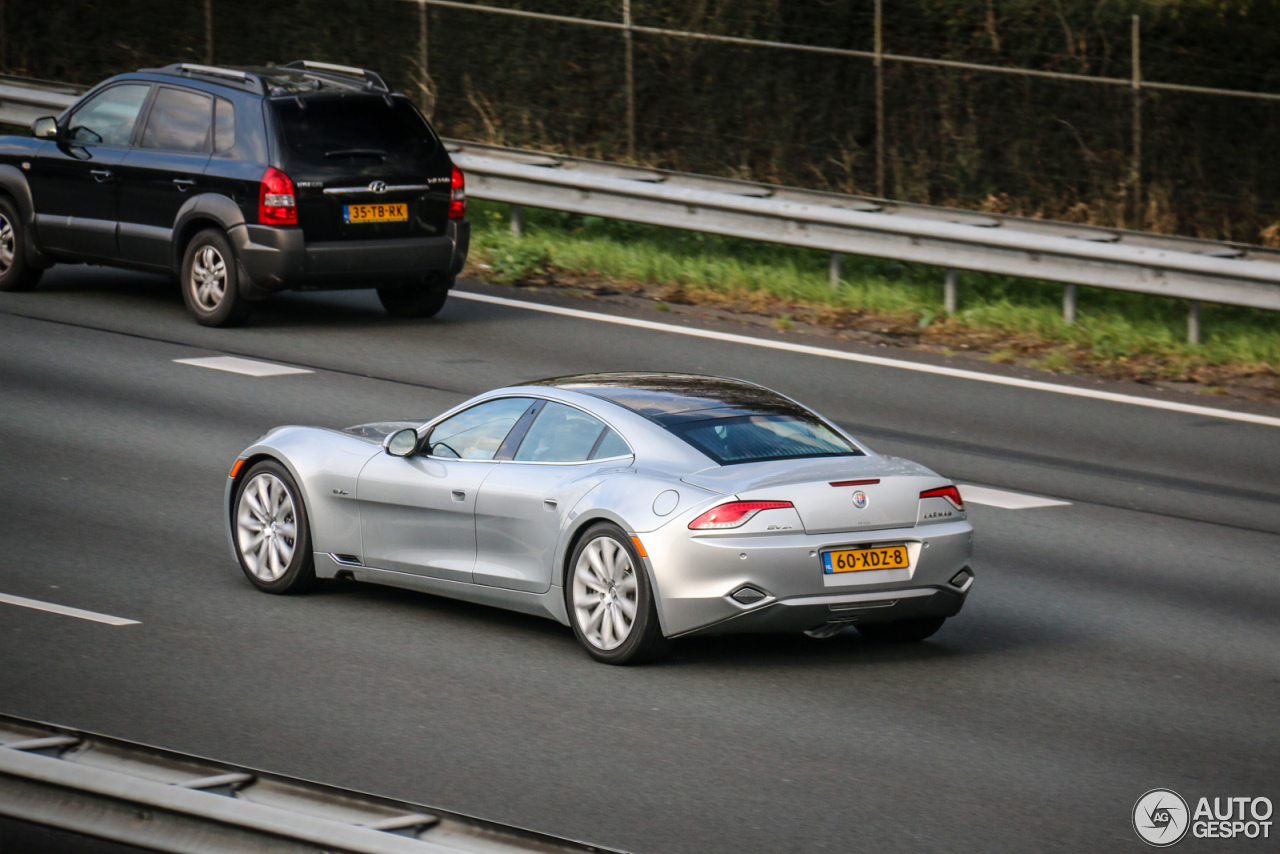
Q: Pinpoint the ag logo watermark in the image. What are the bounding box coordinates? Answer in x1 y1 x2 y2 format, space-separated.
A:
1133 789 1189 847
1133 789 1273 845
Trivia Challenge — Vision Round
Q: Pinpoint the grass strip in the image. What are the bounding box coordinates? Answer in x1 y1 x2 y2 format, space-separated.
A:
463 200 1280 400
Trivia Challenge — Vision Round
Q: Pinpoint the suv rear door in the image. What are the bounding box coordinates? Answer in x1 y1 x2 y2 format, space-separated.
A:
269 94 453 244
118 85 216 269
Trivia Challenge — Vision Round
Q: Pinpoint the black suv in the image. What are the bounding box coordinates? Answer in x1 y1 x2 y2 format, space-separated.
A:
0 61 468 325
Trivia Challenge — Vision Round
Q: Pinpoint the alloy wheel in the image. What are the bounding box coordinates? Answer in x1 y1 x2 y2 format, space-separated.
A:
572 536 639 650
236 473 298 581
0 212 14 274
190 244 227 311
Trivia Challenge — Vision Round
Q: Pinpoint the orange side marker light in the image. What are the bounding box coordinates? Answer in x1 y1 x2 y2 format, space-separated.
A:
630 536 648 558
229 459 246 479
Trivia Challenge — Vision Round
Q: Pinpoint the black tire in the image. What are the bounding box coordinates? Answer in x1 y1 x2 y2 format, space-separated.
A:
565 522 670 665
855 616 946 643
231 460 316 594
181 228 252 327
377 275 452 319
0 196 44 292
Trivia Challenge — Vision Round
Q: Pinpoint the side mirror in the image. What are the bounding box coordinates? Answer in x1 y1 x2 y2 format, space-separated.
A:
384 428 419 457
32 117 58 140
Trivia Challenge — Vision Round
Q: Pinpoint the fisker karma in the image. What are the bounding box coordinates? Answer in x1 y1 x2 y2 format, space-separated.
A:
225 373 975 663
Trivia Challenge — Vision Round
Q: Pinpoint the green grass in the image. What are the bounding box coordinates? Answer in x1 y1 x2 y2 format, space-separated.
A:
467 200 1280 378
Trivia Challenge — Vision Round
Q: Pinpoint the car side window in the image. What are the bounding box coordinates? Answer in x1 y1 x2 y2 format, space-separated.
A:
214 97 235 153
514 402 630 463
68 84 151 146
425 398 534 461
140 87 214 152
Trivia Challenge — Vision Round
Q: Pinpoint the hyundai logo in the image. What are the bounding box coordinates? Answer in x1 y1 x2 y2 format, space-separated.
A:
368 181 388 194
852 490 868 509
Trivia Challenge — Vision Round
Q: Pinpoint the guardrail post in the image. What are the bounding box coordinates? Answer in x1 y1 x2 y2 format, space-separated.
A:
511 204 523 236
1188 299 1201 345
829 252 842 290
944 269 958 314
1063 284 1078 324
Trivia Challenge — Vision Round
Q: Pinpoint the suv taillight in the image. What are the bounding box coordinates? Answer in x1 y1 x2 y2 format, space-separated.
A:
259 167 297 226
449 164 466 219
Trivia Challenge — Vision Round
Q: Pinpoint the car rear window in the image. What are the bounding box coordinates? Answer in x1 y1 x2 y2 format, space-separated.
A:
271 95 437 167
667 414 861 465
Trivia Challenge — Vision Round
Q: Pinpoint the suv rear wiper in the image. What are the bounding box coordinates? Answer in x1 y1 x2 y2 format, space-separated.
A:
325 148 386 160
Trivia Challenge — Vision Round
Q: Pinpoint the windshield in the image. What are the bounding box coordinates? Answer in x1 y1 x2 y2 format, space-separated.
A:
667 413 861 465
271 94 437 167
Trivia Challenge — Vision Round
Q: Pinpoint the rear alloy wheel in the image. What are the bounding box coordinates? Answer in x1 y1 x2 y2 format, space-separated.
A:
182 228 251 327
0 197 44 292
855 616 946 643
567 523 669 665
233 461 316 594
377 275 452 319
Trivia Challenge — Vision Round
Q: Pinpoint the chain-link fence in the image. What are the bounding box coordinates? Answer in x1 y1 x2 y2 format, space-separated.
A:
4 0 1280 245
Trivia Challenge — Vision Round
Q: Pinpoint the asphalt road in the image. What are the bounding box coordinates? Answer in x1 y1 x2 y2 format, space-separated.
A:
2 265 1278 853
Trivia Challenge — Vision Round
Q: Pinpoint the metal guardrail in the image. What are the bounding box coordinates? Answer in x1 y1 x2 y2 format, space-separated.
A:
447 140 1280 326
0 713 624 854
2 74 1279 337
0 73 80 125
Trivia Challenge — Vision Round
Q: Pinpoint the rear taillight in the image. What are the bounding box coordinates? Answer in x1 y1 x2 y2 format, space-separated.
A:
259 167 296 226
449 164 465 219
920 485 964 510
688 500 794 530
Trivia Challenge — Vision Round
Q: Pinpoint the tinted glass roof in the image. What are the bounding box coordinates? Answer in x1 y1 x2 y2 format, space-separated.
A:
522 373 811 426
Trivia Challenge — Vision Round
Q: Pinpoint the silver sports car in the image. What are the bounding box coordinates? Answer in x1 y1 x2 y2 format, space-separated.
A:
225 373 974 663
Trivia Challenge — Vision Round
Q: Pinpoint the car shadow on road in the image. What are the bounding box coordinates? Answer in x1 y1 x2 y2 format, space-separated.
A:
308 578 1069 671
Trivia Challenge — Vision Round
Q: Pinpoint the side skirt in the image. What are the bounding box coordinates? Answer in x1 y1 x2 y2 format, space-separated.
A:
316 554 571 627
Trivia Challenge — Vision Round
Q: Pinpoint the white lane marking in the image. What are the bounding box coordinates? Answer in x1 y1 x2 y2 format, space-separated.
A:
0 593 139 626
959 485 1071 510
174 356 313 377
453 291 1280 429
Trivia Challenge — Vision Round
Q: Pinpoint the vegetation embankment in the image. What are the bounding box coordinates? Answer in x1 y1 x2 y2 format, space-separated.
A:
464 201 1280 404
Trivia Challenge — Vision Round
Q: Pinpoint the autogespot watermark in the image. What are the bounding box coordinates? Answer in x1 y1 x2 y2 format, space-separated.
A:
1132 789 1273 846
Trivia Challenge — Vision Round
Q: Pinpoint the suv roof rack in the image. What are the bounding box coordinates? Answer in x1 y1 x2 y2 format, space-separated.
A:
139 60 393 97
278 60 389 93
141 63 267 94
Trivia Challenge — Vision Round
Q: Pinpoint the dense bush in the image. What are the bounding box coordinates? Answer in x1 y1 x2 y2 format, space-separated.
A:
5 0 1278 242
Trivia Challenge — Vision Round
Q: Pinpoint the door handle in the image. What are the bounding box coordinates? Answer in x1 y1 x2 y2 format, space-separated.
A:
90 169 111 182
543 499 558 511
173 178 196 191
451 490 466 502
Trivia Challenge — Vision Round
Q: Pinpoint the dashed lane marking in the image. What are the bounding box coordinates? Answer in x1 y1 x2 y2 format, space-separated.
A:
959 485 1072 510
174 356 313 377
0 593 139 626
452 291 1280 429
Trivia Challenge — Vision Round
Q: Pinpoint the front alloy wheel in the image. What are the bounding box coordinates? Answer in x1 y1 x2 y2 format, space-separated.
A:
232 461 316 593
0 197 44 292
567 523 669 664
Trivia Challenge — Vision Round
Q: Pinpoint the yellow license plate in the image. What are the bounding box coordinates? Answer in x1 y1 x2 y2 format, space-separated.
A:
823 544 910 573
344 202 408 224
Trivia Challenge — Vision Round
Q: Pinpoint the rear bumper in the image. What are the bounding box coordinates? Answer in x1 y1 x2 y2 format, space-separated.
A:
641 518 974 637
229 219 470 297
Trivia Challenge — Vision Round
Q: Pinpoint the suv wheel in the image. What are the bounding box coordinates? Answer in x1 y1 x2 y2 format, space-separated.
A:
182 228 252 327
0 197 45 292
377 275 452 319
